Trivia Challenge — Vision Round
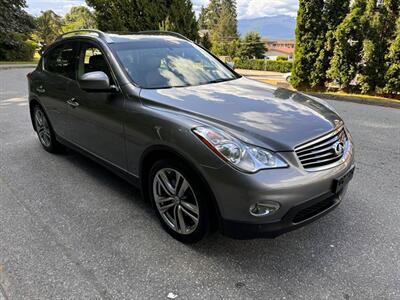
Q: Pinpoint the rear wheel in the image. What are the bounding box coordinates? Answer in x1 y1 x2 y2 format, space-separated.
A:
33 105 60 153
149 159 211 243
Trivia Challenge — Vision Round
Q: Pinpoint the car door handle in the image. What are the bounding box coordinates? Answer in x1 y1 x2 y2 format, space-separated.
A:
36 86 45 93
66 98 80 108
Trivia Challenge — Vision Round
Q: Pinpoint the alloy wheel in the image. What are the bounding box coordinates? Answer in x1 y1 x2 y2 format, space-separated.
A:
152 168 199 235
35 109 51 148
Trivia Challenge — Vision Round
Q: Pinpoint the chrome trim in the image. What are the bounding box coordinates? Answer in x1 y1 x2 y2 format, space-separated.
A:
295 125 344 152
303 139 351 172
294 125 350 172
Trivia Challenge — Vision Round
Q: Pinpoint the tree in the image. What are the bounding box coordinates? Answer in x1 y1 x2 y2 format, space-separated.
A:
310 0 350 88
198 6 209 30
212 0 238 42
327 0 367 89
358 0 400 93
206 0 222 32
86 0 171 32
159 0 198 41
199 32 212 49
34 10 63 45
204 0 239 56
239 32 266 59
291 0 325 89
63 6 96 32
0 0 35 60
384 17 400 93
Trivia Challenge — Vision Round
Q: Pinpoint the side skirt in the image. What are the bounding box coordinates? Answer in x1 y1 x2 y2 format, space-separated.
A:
56 135 141 188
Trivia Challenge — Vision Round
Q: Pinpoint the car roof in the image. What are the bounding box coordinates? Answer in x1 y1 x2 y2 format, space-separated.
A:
55 30 191 45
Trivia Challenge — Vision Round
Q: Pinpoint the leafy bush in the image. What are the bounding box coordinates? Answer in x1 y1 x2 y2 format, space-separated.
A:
5 40 36 61
0 32 37 61
276 55 288 61
233 58 292 73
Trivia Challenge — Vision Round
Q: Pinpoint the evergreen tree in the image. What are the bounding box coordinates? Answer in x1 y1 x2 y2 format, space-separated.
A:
239 32 266 59
291 0 325 89
86 0 173 32
327 0 367 89
384 17 400 93
212 0 238 42
87 0 198 40
208 0 239 56
160 0 198 41
358 0 399 93
206 0 222 32
199 32 212 49
310 0 350 88
198 6 209 30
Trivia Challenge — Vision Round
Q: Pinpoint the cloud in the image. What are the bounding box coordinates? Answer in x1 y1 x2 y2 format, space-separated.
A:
238 0 298 19
192 0 298 19
26 0 298 19
26 0 87 16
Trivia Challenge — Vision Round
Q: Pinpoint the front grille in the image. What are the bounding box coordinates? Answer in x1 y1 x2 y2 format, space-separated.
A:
295 126 348 170
293 196 336 223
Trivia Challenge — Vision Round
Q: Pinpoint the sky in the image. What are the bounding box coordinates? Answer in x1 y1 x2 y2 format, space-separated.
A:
25 0 299 19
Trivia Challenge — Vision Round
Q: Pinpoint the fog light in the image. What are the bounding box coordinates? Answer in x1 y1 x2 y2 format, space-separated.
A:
249 202 280 217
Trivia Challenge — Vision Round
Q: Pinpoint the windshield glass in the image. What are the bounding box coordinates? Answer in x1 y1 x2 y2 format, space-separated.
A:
111 37 238 89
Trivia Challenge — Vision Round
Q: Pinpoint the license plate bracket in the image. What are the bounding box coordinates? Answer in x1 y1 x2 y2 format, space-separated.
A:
332 166 355 194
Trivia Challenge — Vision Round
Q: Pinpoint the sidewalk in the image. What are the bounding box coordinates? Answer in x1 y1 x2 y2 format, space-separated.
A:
236 69 292 89
0 64 37 70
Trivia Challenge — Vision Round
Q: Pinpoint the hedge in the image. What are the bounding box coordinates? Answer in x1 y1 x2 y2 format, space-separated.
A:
233 58 293 73
0 39 36 61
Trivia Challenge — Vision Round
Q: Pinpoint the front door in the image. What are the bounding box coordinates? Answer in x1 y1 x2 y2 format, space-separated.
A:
67 41 126 169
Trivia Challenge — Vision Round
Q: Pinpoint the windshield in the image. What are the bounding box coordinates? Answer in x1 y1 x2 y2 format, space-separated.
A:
111 37 238 89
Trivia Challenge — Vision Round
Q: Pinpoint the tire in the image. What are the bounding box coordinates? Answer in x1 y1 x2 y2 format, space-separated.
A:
33 105 61 153
148 158 211 243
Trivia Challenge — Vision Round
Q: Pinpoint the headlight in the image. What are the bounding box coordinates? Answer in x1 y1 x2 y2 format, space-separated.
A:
192 126 288 173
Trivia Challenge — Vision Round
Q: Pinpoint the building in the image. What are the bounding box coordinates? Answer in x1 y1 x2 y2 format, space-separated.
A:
264 39 295 60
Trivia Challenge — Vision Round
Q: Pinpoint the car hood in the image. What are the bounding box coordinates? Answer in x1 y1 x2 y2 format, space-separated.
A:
140 77 343 151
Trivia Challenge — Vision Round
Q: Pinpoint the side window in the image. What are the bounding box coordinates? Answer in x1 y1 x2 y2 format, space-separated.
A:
78 43 114 85
44 43 78 80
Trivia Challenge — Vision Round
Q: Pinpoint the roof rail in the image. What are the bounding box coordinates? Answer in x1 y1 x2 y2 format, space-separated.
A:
56 29 114 43
137 30 192 42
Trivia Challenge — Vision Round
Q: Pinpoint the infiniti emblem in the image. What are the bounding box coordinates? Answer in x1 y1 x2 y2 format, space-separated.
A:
332 141 345 156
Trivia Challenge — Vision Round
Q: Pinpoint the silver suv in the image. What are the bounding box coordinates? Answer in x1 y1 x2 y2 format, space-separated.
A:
28 30 355 243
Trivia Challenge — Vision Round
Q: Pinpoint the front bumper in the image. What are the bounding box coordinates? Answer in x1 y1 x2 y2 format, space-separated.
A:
200 140 355 239
222 186 347 239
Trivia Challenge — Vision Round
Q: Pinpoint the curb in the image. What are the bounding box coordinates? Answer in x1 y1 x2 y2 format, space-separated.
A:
310 93 400 109
0 64 36 70
256 79 400 109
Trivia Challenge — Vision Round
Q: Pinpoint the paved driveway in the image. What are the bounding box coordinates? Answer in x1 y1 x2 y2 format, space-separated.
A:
1 68 399 299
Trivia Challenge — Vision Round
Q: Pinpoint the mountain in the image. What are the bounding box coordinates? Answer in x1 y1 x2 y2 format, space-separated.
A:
238 15 296 40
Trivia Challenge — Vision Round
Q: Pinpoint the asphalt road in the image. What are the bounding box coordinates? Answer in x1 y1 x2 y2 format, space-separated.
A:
1 68 399 300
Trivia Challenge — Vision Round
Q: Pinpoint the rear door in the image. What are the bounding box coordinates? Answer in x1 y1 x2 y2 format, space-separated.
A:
40 42 79 138
67 41 126 169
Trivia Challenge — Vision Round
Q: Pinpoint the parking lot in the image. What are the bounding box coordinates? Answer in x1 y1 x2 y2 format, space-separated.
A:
1 68 399 299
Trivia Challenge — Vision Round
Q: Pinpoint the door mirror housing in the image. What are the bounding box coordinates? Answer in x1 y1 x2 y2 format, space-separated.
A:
79 71 114 92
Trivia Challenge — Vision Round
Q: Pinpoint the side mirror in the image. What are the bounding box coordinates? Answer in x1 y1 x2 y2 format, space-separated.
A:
226 61 235 70
78 71 113 92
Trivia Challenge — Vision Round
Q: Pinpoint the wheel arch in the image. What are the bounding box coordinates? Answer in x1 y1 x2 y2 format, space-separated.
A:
139 145 222 230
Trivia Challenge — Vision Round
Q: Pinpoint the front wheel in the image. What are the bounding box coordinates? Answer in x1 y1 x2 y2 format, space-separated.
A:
149 159 211 243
